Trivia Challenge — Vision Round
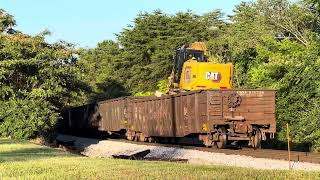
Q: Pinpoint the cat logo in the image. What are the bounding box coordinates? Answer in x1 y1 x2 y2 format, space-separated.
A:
206 72 221 82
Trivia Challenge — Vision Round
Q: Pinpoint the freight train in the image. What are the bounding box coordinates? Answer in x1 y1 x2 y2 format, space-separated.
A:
61 89 276 149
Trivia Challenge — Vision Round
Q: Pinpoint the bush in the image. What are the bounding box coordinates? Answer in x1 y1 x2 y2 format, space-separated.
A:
0 98 58 139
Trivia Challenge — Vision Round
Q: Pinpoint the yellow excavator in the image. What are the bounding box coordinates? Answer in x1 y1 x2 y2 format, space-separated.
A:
170 42 233 92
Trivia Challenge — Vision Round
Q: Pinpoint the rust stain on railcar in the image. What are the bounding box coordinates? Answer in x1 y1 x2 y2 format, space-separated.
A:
63 89 276 146
207 90 276 133
128 90 276 138
98 97 128 132
128 95 174 137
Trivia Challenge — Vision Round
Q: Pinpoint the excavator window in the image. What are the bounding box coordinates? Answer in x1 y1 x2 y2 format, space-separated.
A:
174 48 206 82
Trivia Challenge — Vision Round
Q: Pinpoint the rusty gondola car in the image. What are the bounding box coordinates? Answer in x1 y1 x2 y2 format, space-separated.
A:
59 103 100 135
62 90 276 149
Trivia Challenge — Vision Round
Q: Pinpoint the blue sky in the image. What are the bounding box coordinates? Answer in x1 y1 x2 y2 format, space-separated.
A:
2 0 247 48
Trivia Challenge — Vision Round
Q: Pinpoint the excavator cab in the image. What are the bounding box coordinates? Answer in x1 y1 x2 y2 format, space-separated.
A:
174 47 206 83
170 42 233 92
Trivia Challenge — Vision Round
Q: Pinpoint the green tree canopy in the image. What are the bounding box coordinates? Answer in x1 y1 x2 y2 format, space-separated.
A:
0 9 89 138
0 9 15 33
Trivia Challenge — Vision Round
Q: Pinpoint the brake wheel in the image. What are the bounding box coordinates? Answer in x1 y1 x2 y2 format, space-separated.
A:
228 93 242 108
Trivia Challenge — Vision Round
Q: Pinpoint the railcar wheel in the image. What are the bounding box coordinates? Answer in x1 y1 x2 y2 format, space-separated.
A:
216 127 227 149
126 131 135 141
202 134 214 147
148 137 154 143
139 133 148 142
251 127 262 149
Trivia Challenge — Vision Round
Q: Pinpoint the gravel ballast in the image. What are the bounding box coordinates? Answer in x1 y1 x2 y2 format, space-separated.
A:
56 134 320 171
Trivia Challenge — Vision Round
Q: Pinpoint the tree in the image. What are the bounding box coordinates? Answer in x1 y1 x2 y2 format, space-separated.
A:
0 9 89 138
78 40 129 101
0 9 15 33
305 0 320 13
115 10 210 93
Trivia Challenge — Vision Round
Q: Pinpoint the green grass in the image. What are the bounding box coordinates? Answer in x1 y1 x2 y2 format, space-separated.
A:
0 138 319 180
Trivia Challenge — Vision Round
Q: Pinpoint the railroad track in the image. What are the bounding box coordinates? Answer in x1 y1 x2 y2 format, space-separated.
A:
107 138 320 164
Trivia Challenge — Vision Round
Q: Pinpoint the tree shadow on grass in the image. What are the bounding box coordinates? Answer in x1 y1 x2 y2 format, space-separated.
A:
0 146 75 163
0 139 29 145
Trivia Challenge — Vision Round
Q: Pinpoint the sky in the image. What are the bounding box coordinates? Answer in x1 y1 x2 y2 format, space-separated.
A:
1 0 247 48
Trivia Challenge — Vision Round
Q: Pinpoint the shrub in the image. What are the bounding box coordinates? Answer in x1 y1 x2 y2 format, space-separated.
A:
0 98 58 139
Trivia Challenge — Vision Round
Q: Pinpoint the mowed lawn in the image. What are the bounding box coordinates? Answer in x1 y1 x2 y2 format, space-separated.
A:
0 138 319 180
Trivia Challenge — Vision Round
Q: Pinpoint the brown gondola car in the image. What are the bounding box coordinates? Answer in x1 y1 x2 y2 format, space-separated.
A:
63 90 276 149
98 97 128 132
59 103 100 136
